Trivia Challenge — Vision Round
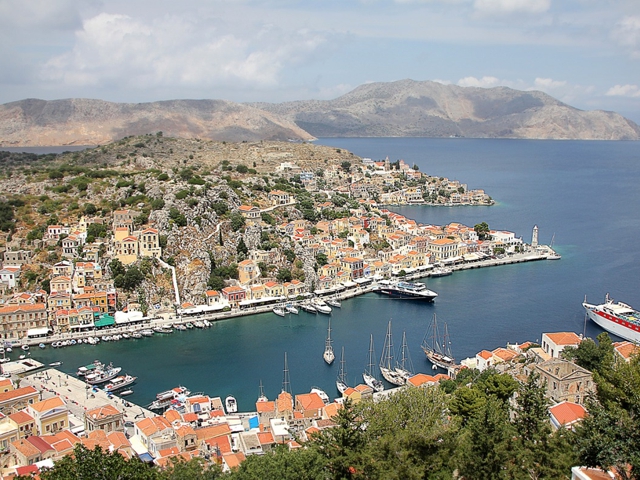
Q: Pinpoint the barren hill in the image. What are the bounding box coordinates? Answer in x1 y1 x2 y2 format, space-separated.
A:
0 98 314 147
252 79 640 140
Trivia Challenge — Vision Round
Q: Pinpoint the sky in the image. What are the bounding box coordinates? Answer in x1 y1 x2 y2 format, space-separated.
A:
1 0 640 122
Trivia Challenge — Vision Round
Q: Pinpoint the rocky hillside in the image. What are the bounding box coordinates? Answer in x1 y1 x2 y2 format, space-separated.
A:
252 79 640 140
0 98 314 147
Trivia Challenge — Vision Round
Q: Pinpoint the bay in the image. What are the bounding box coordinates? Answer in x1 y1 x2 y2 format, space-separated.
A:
31 138 640 412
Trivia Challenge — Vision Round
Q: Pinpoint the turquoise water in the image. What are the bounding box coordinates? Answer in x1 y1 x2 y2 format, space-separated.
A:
30 138 640 412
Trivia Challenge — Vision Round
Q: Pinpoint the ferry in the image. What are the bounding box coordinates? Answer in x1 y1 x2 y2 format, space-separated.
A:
375 280 438 302
583 294 640 343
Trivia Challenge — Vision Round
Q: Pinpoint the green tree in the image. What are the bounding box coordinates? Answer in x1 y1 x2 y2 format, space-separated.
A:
229 445 326 480
38 444 157 480
84 203 97 215
310 398 372 479
276 268 292 283
456 397 516 480
109 258 126 278
563 332 615 376
316 253 328 267
340 161 352 173
236 238 248 255
230 213 245 232
158 457 222 480
474 222 490 240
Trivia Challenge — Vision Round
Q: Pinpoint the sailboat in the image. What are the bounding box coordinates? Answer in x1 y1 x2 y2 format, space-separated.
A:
257 380 268 403
363 334 384 392
336 347 349 394
421 313 455 370
395 331 414 381
323 318 335 365
548 233 561 260
282 352 291 394
379 321 406 386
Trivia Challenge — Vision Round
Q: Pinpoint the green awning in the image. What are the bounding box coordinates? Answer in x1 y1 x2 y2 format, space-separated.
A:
94 315 115 328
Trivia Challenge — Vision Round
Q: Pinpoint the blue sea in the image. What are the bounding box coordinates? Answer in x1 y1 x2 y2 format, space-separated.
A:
30 138 640 412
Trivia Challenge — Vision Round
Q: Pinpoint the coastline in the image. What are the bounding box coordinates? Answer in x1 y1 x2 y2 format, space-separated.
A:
17 248 552 349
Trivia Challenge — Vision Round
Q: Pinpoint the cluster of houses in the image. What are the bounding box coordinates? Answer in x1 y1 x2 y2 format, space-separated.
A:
0 208 165 342
0 328 635 476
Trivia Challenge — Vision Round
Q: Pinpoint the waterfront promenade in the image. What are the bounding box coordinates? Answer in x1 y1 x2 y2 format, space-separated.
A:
18 248 551 348
19 368 155 425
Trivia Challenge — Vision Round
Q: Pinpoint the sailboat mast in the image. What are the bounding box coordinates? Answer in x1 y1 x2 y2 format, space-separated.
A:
282 352 291 394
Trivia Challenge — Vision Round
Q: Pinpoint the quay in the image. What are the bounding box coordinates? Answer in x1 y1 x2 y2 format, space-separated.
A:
19 368 155 427
14 249 552 349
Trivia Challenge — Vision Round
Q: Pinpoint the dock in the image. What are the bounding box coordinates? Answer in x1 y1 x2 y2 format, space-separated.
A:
19 368 155 425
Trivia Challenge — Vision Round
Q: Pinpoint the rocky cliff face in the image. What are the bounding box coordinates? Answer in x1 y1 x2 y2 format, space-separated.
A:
252 79 640 140
0 98 314 146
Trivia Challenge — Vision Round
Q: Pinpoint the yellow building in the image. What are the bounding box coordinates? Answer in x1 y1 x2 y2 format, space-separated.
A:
27 397 69 436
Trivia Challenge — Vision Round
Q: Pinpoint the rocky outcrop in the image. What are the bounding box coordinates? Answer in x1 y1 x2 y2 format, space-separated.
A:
252 79 640 140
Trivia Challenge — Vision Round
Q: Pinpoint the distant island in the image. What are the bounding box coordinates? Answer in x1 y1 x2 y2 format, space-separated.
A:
1 79 638 146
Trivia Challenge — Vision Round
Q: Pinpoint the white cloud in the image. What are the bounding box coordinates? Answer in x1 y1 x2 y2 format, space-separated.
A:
432 79 452 85
457 76 501 88
42 12 330 90
606 84 640 98
473 0 550 15
612 16 640 57
533 77 567 90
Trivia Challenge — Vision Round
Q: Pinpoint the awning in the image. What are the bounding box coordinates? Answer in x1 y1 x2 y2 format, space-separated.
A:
27 327 51 337
70 323 94 329
94 315 115 328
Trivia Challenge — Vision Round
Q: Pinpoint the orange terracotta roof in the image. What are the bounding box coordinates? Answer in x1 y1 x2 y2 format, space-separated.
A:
9 411 33 424
136 416 171 437
164 409 182 423
12 439 40 458
544 332 582 346
407 373 436 387
295 393 325 411
0 304 46 314
195 423 232 441
0 386 38 404
549 401 587 426
107 431 130 450
86 404 121 420
30 396 66 413
478 350 493 360
223 452 246 469
183 412 198 423
614 341 640 360
256 401 275 413
257 432 275 445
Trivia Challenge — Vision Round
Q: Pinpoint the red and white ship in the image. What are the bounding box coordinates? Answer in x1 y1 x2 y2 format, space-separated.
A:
583 294 640 343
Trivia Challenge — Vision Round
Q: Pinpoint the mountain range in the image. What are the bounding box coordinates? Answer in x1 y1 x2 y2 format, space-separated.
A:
1 80 638 146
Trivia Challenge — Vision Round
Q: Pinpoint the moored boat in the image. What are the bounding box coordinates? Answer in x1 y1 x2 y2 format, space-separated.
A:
421 313 455 370
430 266 453 277
323 318 335 365
225 395 238 414
379 321 406 386
336 346 349 394
326 299 341 308
104 375 137 393
583 294 640 343
363 334 384 392
120 389 134 396
272 307 286 317
153 326 173 334
285 304 299 315
85 364 122 385
77 360 103 377
375 280 438 302
313 300 332 315
300 303 317 314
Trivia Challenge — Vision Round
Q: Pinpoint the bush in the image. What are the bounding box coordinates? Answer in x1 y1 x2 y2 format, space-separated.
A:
151 198 165 210
157 172 169 181
175 190 189 200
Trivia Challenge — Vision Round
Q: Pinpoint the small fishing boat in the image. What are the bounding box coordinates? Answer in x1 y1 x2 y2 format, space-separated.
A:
326 299 341 308
225 395 238 414
174 323 187 331
203 320 212 327
49 361 63 367
21 345 29 351
285 304 299 315
300 303 317 314
104 375 137 393
193 321 205 328
185 323 194 329
153 326 173 334
38 343 46 349
272 307 286 317
120 389 134 396
313 300 332 315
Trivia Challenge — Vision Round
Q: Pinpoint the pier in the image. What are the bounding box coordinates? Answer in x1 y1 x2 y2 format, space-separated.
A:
19 368 156 426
